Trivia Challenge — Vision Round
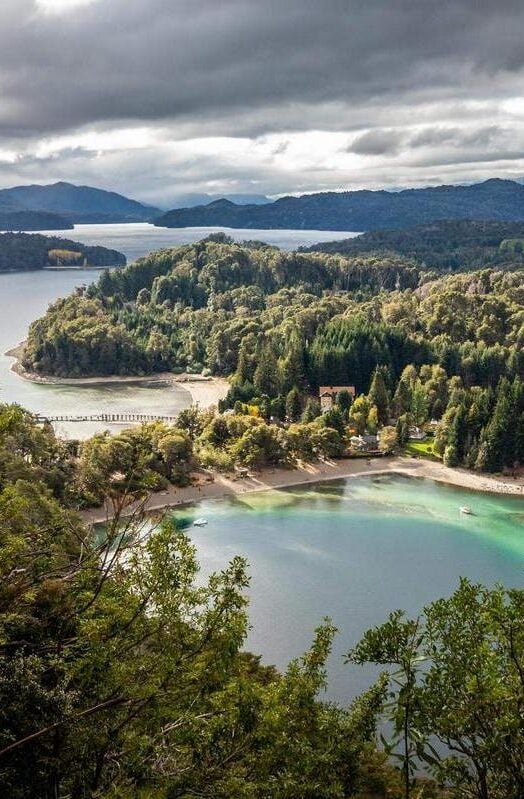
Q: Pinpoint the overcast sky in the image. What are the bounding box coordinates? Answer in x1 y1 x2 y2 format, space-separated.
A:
0 0 523 206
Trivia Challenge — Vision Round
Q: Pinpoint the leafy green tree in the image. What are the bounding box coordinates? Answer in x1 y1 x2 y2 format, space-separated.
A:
477 378 514 471
301 397 321 423
336 388 353 419
350 580 524 799
348 611 424 799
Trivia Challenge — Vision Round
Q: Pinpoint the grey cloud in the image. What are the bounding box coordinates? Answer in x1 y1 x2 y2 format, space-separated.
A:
0 0 523 137
409 125 505 149
350 129 405 156
0 1 524 200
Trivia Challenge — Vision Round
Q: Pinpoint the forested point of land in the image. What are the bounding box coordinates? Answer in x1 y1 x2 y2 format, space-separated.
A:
0 401 523 798
0 232 126 272
22 233 524 474
303 219 524 271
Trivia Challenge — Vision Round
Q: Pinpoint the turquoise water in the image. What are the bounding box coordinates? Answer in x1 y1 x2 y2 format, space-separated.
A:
169 474 524 703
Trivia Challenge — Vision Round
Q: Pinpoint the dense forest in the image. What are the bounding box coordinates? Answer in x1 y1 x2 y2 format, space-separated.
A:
23 235 524 473
155 178 524 231
304 219 524 271
1 402 523 798
0 232 126 272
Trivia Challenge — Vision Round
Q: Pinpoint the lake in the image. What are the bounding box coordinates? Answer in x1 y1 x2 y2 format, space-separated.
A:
0 223 355 436
169 473 524 703
21 221 355 263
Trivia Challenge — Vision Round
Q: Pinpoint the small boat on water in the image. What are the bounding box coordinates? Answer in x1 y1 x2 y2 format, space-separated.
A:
193 518 208 527
460 506 473 515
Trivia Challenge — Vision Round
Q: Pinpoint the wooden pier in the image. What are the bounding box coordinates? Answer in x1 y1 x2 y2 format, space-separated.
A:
36 413 179 424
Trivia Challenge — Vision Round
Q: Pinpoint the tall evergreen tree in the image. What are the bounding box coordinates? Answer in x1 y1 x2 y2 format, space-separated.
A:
476 378 514 472
368 367 390 426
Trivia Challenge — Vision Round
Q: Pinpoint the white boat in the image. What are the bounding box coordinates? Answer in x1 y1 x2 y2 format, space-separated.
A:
193 518 208 527
460 506 473 515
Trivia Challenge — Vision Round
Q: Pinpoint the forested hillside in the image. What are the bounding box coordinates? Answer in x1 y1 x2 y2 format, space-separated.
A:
22 235 524 473
0 232 126 272
305 219 524 270
0 209 72 231
0 403 523 798
155 178 524 231
0 181 159 224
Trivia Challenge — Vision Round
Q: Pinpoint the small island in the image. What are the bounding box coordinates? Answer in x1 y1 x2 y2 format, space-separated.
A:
0 231 126 272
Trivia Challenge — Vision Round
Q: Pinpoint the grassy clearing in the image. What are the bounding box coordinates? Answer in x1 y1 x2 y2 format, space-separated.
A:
404 440 441 461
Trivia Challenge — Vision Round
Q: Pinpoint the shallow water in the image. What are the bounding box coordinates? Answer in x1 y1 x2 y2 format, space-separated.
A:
168 473 524 703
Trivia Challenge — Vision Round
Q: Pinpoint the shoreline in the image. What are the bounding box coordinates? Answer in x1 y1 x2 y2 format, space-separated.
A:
81 455 524 525
5 342 229 407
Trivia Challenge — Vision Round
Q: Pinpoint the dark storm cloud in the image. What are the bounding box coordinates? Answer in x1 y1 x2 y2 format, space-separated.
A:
0 0 523 137
1 0 524 201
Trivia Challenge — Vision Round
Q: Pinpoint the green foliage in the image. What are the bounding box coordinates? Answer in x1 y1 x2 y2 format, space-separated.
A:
310 219 524 271
0 406 390 798
19 237 524 474
350 580 524 799
0 232 125 272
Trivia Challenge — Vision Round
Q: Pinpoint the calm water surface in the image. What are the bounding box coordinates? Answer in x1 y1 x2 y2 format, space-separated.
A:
169 474 524 703
24 221 356 263
0 223 354 436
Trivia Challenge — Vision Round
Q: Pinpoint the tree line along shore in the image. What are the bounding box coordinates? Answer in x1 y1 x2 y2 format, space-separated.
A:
2 223 524 797
1 391 523 798
17 232 524 478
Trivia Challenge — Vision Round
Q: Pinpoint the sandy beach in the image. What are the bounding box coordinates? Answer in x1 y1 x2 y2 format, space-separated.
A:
5 342 229 408
81 454 524 525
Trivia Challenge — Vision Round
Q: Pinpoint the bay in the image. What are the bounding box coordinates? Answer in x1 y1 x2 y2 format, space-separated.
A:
169 473 524 703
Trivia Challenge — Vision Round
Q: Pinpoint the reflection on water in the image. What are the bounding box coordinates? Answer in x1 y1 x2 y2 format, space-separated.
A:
167 474 524 703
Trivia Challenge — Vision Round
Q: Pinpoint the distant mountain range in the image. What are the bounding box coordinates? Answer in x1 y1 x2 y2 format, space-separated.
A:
154 179 524 232
167 192 270 208
0 182 160 229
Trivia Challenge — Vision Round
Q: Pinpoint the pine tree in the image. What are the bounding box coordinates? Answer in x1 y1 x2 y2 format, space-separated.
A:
253 343 280 397
368 367 390 426
301 398 321 423
285 387 302 422
478 378 514 472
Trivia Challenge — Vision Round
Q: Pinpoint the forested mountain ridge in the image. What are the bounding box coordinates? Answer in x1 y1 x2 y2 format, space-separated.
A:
0 232 126 272
0 209 72 231
303 219 524 270
0 181 159 225
155 178 524 231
